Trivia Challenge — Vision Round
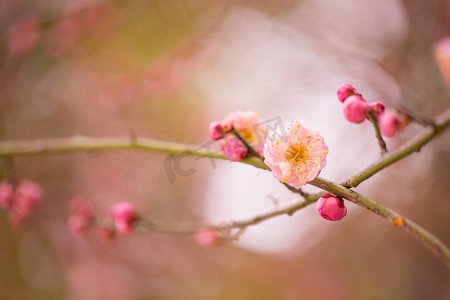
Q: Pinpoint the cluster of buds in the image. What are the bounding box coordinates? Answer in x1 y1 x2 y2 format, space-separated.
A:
337 84 409 137
67 198 137 240
66 197 224 247
209 111 266 161
0 180 43 226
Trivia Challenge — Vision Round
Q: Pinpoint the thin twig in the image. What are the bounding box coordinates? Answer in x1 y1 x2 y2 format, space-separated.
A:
135 191 324 234
367 110 388 155
396 104 435 127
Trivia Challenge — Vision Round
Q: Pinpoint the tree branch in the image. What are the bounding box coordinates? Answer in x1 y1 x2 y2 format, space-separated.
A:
136 191 324 234
0 135 268 169
0 108 449 267
310 176 450 269
342 108 450 188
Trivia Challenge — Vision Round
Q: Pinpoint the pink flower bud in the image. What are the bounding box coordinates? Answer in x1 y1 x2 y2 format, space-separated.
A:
208 121 225 140
11 180 43 221
378 109 403 137
109 202 137 234
367 102 385 120
220 137 248 161
337 84 359 103
194 229 220 248
342 95 369 123
0 181 15 210
316 194 347 221
16 180 42 204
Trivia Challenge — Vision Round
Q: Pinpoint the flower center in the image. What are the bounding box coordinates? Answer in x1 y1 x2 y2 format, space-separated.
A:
239 127 254 140
285 143 309 165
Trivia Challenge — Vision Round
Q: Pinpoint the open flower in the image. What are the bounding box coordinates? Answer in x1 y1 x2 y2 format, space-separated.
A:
263 121 328 187
216 110 267 159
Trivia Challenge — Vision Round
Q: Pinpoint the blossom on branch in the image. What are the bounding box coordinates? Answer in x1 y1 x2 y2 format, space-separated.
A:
210 110 267 160
263 121 328 187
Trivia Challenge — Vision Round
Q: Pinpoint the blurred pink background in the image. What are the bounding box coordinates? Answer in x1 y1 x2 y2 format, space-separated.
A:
0 0 449 299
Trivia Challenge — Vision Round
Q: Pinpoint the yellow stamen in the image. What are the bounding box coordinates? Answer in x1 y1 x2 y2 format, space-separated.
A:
285 143 310 165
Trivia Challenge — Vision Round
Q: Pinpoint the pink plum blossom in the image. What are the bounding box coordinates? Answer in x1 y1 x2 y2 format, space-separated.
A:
342 95 369 123
12 181 42 215
109 201 137 234
194 229 220 248
316 194 347 221
337 84 359 103
263 121 328 187
222 110 260 133
219 137 248 161
219 110 266 158
208 121 225 140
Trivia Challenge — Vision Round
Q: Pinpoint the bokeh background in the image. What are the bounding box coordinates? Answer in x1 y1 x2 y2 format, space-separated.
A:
1 0 450 299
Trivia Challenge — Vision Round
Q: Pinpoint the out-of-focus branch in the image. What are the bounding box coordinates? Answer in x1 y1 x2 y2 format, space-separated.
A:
136 191 324 234
0 135 268 169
